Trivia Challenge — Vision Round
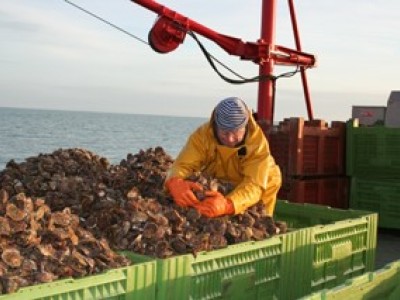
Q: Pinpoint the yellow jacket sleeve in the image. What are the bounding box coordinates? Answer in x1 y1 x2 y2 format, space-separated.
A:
167 124 209 180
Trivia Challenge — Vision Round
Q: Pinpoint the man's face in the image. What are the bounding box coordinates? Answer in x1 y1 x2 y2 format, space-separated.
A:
216 127 246 147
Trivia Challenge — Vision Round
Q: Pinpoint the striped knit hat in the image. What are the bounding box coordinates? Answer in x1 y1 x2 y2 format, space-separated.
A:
214 97 249 130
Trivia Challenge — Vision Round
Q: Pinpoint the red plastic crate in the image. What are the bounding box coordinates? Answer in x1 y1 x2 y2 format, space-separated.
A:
278 176 349 209
268 118 346 177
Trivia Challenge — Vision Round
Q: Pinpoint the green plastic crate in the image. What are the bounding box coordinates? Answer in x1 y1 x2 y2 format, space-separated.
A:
346 120 400 178
275 201 377 299
131 201 377 300
149 236 293 300
300 260 400 300
0 252 156 300
349 177 400 229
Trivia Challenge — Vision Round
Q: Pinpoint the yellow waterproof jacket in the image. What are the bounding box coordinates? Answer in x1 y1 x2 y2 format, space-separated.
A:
167 111 281 216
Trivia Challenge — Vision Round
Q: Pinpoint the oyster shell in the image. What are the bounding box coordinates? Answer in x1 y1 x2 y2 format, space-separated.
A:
5 203 27 222
0 216 11 236
1 248 23 268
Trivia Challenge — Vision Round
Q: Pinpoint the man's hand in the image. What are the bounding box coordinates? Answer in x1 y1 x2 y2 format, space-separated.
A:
165 177 203 207
195 190 234 218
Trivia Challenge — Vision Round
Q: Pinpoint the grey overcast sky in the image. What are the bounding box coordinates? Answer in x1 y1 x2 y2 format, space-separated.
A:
1 0 399 121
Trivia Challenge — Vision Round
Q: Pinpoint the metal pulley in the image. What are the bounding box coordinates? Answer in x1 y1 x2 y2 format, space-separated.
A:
148 16 187 53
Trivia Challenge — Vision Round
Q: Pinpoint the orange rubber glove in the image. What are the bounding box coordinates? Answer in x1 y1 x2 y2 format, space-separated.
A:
195 190 234 218
165 177 203 207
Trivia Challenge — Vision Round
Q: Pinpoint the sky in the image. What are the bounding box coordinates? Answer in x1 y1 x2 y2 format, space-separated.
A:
0 0 399 122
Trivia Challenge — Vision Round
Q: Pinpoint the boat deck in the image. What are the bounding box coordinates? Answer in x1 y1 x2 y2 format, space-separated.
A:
375 228 400 269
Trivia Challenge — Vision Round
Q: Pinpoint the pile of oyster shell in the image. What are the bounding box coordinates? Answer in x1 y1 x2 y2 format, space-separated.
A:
0 147 287 293
0 191 130 294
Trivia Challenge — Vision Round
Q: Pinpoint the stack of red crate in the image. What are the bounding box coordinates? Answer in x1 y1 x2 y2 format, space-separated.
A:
267 117 348 208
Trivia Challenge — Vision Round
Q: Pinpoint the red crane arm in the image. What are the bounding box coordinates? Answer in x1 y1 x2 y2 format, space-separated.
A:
131 0 315 67
131 0 316 128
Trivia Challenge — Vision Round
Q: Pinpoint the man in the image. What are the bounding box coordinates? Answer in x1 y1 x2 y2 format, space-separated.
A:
165 97 281 218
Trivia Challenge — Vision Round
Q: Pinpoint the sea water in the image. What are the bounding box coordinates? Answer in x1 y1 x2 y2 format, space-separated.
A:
0 107 206 170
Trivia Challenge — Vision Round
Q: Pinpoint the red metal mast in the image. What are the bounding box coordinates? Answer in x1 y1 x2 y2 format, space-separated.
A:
258 0 277 129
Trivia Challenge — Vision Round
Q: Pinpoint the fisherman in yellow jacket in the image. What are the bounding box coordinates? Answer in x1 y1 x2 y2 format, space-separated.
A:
165 97 281 218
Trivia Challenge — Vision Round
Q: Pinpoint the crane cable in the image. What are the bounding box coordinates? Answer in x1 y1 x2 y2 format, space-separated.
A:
188 30 302 85
64 0 148 45
63 0 303 86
